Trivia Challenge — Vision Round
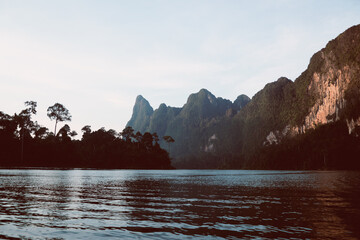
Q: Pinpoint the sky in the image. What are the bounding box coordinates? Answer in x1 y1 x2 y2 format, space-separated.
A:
1 0 360 136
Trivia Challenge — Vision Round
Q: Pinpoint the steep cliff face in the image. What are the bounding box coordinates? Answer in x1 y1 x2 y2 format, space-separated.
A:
302 25 360 130
127 89 250 161
262 24 360 143
236 77 294 152
126 95 153 133
148 104 181 137
179 89 233 124
304 65 350 128
127 24 360 169
234 95 251 110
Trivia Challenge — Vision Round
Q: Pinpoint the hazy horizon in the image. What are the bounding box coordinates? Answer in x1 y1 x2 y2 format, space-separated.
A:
1 0 360 136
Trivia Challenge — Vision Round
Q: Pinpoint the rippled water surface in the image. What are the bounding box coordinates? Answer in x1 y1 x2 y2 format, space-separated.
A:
0 170 360 239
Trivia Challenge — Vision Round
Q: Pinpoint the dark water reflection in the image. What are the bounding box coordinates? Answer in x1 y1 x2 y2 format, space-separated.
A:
0 170 359 239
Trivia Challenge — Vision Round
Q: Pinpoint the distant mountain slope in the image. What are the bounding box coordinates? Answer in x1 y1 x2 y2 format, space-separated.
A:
127 95 153 133
127 24 360 169
126 89 250 162
232 24 360 168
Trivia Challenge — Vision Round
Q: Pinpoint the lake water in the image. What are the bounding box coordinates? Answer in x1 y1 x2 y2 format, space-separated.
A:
0 170 359 239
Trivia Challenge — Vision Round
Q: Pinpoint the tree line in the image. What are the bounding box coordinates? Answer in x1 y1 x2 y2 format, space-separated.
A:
0 101 174 169
244 121 360 170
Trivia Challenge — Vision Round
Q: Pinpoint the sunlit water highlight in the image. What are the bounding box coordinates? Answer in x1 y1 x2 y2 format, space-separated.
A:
0 170 359 239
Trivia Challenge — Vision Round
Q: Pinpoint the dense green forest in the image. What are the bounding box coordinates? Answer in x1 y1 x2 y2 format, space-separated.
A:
0 101 173 169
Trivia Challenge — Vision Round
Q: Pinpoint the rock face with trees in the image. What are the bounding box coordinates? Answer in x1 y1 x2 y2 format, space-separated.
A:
2 25 360 170
126 89 251 168
127 24 360 170
0 103 172 169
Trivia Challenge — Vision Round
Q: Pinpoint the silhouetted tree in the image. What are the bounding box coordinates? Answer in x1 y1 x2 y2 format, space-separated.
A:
57 124 70 138
69 130 78 138
142 132 153 149
15 101 37 135
107 129 118 138
15 101 37 162
81 125 92 140
163 135 175 153
152 133 159 145
121 126 135 142
35 126 49 139
0 103 173 169
0 111 16 138
47 103 71 135
134 131 143 142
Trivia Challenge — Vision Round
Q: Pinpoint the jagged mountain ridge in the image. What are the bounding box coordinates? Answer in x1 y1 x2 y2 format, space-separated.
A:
126 95 154 133
127 88 251 160
127 24 360 169
224 24 360 168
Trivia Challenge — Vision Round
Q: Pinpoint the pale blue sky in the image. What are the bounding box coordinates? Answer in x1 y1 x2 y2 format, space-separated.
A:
1 0 360 135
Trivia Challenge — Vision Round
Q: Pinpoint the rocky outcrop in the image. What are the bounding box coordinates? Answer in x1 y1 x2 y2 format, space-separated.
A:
126 95 153 133
233 95 251 111
304 65 351 129
286 65 354 137
264 125 291 146
300 25 360 133
263 25 360 144
127 24 360 168
346 117 360 134
204 134 217 152
127 89 250 160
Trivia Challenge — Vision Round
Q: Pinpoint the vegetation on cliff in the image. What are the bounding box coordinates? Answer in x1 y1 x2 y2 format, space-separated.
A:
248 121 360 170
127 89 251 162
127 24 360 170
